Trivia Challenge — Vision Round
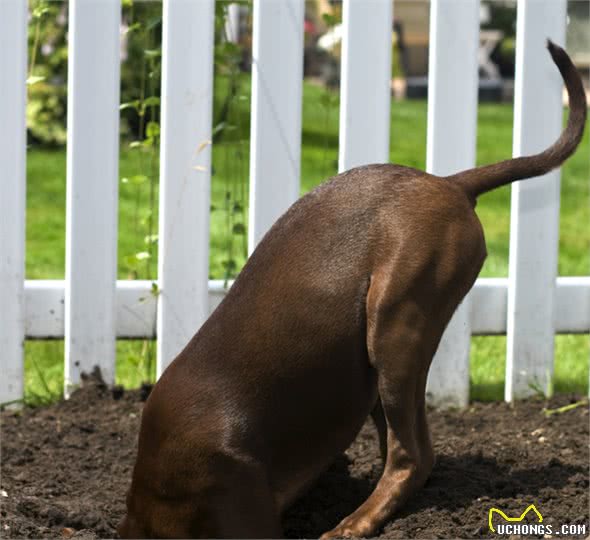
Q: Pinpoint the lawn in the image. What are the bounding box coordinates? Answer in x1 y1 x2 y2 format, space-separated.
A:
23 76 589 404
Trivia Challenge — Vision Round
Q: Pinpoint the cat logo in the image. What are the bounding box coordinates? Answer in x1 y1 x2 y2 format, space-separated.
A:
488 504 543 533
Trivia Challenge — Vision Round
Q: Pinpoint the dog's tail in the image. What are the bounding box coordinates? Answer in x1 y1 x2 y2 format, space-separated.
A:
447 40 587 199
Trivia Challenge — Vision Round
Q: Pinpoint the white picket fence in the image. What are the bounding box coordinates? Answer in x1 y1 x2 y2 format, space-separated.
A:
1 0 588 407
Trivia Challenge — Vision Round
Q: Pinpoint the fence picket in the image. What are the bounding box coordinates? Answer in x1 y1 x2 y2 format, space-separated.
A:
505 0 567 401
156 0 215 376
65 0 121 393
338 0 392 172
425 0 480 408
0 0 27 404
248 0 304 251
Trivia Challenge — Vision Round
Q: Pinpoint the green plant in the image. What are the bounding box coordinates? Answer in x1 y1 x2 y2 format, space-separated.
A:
527 369 554 400
26 0 164 146
27 1 68 145
117 1 163 384
212 1 252 284
543 399 588 417
117 1 254 379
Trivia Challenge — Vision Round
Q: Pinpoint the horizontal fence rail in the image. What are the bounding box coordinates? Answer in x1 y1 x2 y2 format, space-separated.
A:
22 277 590 339
1 0 588 406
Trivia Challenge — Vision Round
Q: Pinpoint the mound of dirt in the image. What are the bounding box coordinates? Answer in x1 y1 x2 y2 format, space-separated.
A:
1 377 588 539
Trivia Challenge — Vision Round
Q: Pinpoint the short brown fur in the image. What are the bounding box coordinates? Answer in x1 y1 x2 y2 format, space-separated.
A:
118 41 586 539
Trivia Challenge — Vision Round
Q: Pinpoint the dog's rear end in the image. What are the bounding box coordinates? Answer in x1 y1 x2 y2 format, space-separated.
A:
119 41 586 539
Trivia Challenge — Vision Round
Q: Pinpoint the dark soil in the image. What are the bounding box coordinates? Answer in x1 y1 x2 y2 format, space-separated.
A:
1 377 588 539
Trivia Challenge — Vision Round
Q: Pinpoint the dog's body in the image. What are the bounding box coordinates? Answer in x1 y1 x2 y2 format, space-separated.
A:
119 42 586 539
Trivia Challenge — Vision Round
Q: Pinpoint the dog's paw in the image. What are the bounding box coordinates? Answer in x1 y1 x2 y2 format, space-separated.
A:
319 516 376 539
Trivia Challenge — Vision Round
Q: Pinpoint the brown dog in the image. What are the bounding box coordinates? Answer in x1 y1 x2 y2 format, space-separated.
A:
118 41 586 539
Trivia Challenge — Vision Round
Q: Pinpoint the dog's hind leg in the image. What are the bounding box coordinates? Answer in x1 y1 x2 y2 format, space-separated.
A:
321 358 435 538
370 398 387 464
321 208 484 539
320 268 450 539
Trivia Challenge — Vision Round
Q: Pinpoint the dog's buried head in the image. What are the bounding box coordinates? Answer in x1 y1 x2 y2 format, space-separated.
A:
118 41 586 539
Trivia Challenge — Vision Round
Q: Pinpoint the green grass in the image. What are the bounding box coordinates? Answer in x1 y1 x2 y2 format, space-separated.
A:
23 77 589 405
